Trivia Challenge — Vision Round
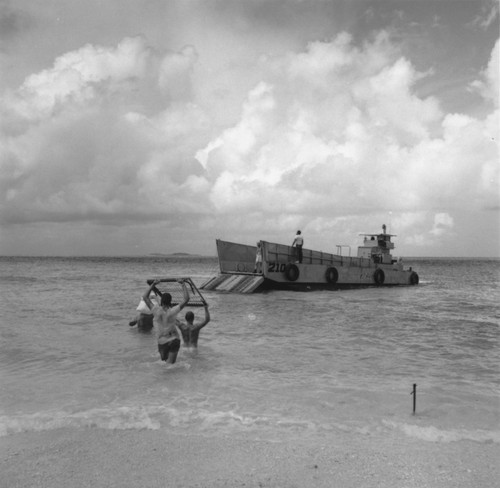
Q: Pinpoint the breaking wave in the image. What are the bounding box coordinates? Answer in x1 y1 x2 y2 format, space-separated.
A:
383 420 500 444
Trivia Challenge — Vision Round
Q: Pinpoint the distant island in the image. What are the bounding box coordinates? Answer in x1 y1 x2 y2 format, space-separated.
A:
149 252 210 257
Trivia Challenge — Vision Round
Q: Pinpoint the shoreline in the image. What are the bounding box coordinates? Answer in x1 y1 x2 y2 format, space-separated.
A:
1 428 498 488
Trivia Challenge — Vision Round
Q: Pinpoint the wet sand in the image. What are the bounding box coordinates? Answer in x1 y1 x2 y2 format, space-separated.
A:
1 428 498 488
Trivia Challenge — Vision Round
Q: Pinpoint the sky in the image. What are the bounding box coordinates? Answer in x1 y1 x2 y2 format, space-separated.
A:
0 0 498 257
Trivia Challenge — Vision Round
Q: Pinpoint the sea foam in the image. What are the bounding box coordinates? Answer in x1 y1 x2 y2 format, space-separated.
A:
383 420 500 443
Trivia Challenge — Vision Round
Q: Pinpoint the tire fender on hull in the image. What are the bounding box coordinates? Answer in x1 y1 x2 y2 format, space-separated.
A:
284 263 300 282
325 267 339 284
373 268 385 285
409 271 419 285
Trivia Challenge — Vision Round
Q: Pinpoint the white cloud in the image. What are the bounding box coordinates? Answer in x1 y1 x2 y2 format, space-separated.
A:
201 32 498 232
0 28 498 256
0 37 213 226
430 212 454 236
469 39 499 107
196 32 498 255
14 37 153 120
472 0 500 30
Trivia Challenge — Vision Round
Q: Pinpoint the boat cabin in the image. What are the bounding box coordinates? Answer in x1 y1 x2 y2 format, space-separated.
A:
357 225 396 264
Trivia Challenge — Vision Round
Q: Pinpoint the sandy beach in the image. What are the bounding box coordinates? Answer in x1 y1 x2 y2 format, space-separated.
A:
1 428 498 488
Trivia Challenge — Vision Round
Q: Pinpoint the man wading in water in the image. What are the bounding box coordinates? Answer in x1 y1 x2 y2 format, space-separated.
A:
177 304 211 350
143 279 189 364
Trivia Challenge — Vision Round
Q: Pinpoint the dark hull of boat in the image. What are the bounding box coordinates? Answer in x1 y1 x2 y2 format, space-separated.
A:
200 239 419 293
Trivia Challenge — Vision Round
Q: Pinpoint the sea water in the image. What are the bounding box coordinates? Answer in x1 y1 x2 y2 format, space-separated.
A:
0 256 498 444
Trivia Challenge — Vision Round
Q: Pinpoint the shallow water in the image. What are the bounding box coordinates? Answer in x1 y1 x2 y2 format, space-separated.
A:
1 256 498 444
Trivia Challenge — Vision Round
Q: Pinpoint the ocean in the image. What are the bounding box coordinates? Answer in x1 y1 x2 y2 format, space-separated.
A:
1 256 499 446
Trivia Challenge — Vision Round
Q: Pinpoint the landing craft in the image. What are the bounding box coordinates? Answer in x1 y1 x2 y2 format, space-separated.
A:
200 225 419 293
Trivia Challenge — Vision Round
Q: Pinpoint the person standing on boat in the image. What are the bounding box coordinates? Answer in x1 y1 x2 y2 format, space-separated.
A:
142 279 190 364
176 304 211 350
254 241 263 274
292 230 304 264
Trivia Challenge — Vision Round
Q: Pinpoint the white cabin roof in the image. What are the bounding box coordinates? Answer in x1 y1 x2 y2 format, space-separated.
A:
359 233 396 237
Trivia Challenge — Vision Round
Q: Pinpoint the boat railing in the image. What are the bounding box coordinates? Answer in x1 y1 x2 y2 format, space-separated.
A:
263 241 374 268
338 255 374 268
336 245 351 256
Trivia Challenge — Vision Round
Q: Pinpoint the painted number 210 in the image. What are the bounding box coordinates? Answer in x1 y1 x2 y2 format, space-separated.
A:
268 262 286 272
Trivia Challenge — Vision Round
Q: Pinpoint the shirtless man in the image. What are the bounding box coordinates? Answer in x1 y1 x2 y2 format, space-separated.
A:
142 279 189 364
176 304 210 349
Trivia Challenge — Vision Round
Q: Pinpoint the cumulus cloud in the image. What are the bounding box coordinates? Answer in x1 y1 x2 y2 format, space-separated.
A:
9 37 153 121
469 39 499 107
0 28 498 255
0 36 211 227
430 212 454 236
198 32 498 250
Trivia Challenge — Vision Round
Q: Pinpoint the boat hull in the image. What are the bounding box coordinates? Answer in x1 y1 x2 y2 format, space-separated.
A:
201 239 419 293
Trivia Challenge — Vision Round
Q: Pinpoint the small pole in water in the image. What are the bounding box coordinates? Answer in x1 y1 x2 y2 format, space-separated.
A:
411 383 417 415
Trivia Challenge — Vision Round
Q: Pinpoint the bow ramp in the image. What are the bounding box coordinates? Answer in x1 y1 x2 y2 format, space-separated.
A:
201 273 264 293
